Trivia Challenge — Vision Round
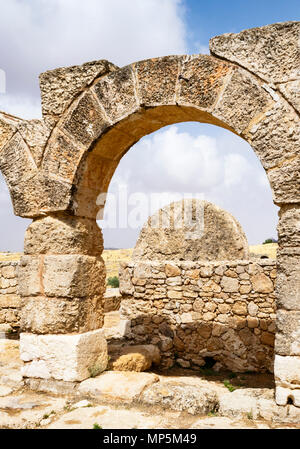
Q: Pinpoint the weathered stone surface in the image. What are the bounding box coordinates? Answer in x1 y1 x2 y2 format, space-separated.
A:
20 330 108 382
177 55 232 111
141 381 218 415
278 204 300 247
110 345 160 372
46 403 181 430
268 157 300 204
16 119 50 167
278 79 300 113
221 277 239 293
0 133 37 189
276 253 300 310
1 23 299 221
24 214 103 256
135 56 180 106
274 354 300 389
0 295 21 308
0 112 21 150
63 92 109 146
24 378 78 396
42 130 84 181
39 59 117 127
103 316 131 340
132 200 249 261
276 386 300 407
42 255 105 298
120 259 276 373
93 65 138 123
275 310 300 356
18 254 106 299
251 273 274 293
20 296 104 334
119 266 134 295
218 389 259 418
210 22 300 85
246 101 300 171
213 67 272 134
18 256 41 297
165 264 181 277
1 23 299 396
78 371 159 402
103 288 121 313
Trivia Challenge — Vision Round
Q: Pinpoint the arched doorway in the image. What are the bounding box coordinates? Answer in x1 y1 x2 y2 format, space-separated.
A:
1 25 299 406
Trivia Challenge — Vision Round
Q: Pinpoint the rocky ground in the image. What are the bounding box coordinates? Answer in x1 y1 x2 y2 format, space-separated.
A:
0 338 299 430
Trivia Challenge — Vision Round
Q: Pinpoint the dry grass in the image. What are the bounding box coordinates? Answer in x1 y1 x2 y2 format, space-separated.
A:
249 243 277 259
102 248 133 280
0 243 277 281
0 252 22 262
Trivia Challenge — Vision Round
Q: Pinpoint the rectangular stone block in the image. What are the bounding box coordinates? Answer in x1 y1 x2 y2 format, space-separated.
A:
276 386 300 407
0 295 21 308
43 255 105 298
20 296 104 334
278 205 300 247
18 256 42 297
274 354 300 389
247 101 300 170
268 157 300 204
276 253 300 310
24 214 103 256
275 310 300 356
135 56 180 107
1 265 16 279
20 329 108 382
177 55 232 111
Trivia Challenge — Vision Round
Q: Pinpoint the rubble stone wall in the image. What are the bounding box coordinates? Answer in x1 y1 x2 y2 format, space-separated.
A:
0 261 20 332
120 259 277 373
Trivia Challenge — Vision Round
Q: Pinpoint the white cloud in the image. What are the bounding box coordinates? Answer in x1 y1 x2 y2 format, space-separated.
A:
0 0 187 118
224 153 251 187
0 94 42 119
103 125 279 248
0 174 30 252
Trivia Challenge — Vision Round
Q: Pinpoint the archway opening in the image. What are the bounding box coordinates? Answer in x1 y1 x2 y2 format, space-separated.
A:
98 121 278 375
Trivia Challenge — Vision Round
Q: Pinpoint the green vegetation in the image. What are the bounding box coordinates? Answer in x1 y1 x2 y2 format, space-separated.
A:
263 238 277 244
247 411 253 420
93 423 102 429
107 276 119 288
88 363 103 378
223 379 237 392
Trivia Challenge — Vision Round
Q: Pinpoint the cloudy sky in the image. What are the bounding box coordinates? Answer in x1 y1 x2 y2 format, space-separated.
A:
0 0 298 251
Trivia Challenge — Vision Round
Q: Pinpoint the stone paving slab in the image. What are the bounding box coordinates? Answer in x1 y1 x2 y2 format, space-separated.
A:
47 404 182 429
0 392 67 429
78 371 159 403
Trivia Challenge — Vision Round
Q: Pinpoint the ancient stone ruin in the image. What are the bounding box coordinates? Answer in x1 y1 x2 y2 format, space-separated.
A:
120 199 276 373
0 21 299 407
132 199 249 261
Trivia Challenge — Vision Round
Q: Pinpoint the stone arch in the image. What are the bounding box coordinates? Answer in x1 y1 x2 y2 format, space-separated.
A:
0 22 298 406
40 53 299 220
